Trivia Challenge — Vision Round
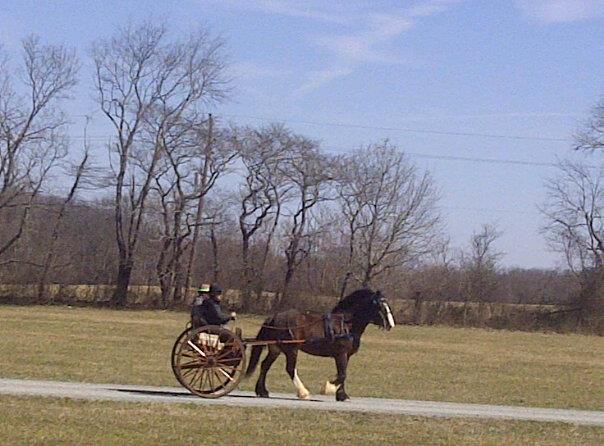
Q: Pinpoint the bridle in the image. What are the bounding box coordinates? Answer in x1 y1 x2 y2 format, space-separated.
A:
373 292 395 330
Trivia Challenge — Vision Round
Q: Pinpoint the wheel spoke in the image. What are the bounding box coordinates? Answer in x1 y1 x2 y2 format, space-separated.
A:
198 369 209 391
189 367 203 389
207 368 215 389
217 367 235 382
213 369 225 387
180 368 195 381
179 361 201 370
187 340 207 358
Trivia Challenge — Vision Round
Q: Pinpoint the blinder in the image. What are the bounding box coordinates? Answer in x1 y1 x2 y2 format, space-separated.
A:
372 291 395 331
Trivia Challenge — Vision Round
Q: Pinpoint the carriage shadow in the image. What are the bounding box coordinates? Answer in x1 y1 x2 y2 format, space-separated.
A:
110 388 323 402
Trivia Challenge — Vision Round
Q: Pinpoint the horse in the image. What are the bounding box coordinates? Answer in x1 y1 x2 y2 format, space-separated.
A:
244 288 396 401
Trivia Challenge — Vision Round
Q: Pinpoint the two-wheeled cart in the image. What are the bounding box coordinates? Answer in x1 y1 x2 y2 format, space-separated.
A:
171 324 304 398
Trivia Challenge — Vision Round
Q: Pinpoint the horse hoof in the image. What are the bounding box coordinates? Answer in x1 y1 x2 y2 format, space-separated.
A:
321 381 338 395
336 393 350 402
298 389 310 400
256 392 269 398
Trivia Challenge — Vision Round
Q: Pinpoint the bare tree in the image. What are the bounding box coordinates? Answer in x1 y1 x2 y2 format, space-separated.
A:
278 136 332 305
150 116 235 306
202 194 232 284
182 116 237 298
335 142 440 293
541 161 604 327
37 149 91 301
542 161 604 272
459 223 503 323
234 125 291 309
0 36 78 258
92 22 228 306
574 98 604 152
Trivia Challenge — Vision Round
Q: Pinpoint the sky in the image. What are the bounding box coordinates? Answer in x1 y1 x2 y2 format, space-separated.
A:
1 0 603 269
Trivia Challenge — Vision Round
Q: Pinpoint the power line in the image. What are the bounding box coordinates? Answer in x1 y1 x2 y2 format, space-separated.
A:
441 206 539 215
322 146 599 169
64 112 590 169
408 153 560 168
222 113 573 143
68 135 595 169
69 112 574 143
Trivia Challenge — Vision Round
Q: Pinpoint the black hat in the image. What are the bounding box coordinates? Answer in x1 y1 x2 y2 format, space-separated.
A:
209 284 222 294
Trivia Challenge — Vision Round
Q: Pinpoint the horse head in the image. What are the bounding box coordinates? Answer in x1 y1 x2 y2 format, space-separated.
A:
371 290 396 331
333 288 396 331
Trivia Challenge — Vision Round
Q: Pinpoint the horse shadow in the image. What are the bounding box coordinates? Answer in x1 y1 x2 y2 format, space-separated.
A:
109 387 323 402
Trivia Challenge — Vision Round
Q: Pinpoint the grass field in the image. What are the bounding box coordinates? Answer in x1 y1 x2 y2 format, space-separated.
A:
1 395 602 446
1 305 603 444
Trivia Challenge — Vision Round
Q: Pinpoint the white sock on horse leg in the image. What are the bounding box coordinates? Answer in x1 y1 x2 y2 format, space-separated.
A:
321 381 338 395
293 369 310 399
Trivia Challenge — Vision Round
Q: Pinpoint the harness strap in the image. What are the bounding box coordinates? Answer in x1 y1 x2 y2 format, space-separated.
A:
323 313 334 341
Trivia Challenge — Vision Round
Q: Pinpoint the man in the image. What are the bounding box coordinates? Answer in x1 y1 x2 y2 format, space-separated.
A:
190 284 236 328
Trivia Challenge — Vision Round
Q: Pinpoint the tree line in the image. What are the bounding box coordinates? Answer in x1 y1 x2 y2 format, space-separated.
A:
0 23 602 330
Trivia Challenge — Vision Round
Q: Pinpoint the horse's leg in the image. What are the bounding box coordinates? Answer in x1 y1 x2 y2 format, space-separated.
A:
321 377 339 396
283 346 310 400
333 352 349 401
255 345 280 398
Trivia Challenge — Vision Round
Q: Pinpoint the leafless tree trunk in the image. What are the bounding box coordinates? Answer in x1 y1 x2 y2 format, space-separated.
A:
574 98 604 152
278 137 332 306
542 160 604 327
334 142 440 290
92 22 227 306
182 115 237 298
37 150 90 301
235 125 291 310
459 223 503 325
0 36 78 259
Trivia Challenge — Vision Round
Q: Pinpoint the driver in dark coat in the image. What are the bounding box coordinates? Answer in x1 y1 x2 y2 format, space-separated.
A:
191 284 236 328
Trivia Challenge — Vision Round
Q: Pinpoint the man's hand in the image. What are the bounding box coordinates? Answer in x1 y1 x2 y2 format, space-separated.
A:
230 311 237 320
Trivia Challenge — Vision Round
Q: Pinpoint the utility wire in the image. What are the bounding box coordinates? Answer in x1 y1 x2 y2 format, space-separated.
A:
68 112 574 143
65 113 589 169
222 113 573 143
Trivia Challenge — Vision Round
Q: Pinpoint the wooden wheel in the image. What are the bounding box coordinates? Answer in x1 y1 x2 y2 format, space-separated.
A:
172 325 246 398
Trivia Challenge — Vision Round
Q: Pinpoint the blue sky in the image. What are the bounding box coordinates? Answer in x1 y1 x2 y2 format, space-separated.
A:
1 0 603 268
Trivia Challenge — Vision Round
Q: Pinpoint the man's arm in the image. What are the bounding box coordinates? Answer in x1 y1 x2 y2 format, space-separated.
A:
205 300 233 325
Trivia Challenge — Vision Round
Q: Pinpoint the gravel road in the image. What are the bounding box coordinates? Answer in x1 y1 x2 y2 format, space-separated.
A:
1 378 602 426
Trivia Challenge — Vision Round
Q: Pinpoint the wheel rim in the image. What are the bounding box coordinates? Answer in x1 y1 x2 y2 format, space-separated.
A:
172 325 246 398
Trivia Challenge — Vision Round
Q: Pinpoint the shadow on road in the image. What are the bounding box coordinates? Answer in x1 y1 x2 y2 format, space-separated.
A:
109 388 323 402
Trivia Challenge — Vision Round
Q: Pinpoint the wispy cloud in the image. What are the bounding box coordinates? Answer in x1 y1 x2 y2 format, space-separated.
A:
296 67 354 96
205 0 356 24
230 61 292 80
296 1 463 95
202 0 464 96
0 8 22 51
515 0 604 23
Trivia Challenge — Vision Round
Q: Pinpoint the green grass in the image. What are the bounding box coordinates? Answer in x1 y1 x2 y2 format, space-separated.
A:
0 305 603 411
1 395 602 446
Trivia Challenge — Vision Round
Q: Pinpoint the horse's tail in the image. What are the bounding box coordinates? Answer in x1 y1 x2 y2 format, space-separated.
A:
245 319 273 377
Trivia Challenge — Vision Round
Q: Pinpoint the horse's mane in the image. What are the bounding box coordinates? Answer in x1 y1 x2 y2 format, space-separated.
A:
332 288 374 313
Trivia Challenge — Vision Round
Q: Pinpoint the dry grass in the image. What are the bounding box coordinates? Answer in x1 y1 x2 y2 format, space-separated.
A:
1 395 602 446
0 305 602 411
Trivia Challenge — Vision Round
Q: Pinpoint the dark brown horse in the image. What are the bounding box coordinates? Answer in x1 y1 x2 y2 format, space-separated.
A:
245 288 395 401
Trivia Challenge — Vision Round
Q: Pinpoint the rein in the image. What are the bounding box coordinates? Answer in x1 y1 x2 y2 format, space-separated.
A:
259 312 352 332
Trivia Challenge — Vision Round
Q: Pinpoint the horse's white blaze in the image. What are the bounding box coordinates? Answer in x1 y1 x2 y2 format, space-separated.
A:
293 369 310 399
383 302 395 328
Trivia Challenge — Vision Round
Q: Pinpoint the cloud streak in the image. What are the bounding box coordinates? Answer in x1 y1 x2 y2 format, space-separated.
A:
202 0 464 96
515 0 604 23
296 1 462 95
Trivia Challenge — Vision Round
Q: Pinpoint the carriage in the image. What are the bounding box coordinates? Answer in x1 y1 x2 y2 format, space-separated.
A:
171 323 304 399
171 288 396 400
